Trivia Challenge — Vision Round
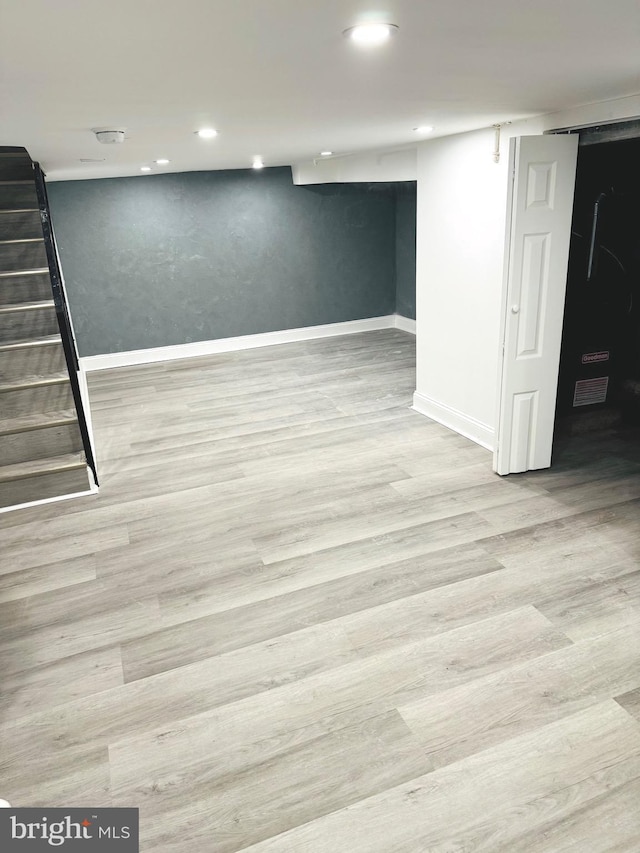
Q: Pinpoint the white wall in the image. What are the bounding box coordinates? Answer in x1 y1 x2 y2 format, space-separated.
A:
413 119 543 449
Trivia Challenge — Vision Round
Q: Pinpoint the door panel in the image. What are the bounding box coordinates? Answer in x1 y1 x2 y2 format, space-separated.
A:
494 134 578 475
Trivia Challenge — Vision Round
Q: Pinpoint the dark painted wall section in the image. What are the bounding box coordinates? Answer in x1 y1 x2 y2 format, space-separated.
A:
395 182 417 320
47 167 397 356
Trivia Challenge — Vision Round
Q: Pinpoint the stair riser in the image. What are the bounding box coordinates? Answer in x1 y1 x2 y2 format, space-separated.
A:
0 465 90 509
0 240 48 272
0 421 84 466
0 383 73 418
0 183 39 211
0 210 42 241
0 164 34 182
0 184 38 211
0 272 52 306
0 306 60 342
0 343 67 382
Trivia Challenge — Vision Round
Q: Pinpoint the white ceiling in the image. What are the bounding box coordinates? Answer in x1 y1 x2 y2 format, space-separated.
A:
1 0 639 182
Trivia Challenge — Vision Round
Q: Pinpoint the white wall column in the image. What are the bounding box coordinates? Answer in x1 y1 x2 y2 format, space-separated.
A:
413 119 543 450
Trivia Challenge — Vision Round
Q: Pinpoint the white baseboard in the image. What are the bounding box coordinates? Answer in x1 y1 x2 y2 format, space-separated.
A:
81 315 415 372
394 314 416 334
412 391 494 451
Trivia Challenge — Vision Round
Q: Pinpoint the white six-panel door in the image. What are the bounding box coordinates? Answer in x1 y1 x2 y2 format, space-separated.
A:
494 134 579 475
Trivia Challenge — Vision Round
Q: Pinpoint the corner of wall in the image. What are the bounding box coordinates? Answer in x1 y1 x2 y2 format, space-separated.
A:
412 391 494 451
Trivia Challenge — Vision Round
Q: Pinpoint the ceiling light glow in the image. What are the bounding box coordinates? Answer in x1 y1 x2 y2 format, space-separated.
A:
344 23 398 46
253 157 264 170
140 166 152 172
196 128 218 139
414 125 434 134
320 151 333 157
155 159 170 165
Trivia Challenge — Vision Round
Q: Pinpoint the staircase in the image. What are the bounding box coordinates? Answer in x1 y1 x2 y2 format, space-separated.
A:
0 147 96 510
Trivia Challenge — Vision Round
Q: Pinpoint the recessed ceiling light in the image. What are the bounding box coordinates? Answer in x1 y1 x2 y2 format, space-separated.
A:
155 159 170 165
140 166 152 172
414 125 434 134
196 128 218 139
253 157 264 170
343 23 398 46
320 151 333 157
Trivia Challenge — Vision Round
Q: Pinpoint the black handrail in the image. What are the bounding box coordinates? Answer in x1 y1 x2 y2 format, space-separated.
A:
33 162 99 486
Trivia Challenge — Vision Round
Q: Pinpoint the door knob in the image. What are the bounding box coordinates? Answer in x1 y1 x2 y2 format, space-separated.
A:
511 304 520 314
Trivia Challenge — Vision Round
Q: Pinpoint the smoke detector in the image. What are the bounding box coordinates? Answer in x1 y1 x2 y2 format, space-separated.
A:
92 127 126 144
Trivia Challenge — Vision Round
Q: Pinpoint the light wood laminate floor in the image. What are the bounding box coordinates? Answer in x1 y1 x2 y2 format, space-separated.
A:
1 329 640 852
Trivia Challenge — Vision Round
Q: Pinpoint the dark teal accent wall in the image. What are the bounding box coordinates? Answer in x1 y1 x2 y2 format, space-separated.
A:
395 182 417 320
47 167 399 357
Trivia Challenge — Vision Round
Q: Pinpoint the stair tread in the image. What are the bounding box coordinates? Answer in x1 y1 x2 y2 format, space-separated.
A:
0 452 86 484
0 209 39 215
0 237 44 240
0 334 61 352
0 267 49 278
0 237 43 245
0 299 55 313
0 371 69 393
0 408 78 435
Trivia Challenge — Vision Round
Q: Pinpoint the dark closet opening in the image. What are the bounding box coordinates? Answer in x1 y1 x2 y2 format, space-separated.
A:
553 135 640 466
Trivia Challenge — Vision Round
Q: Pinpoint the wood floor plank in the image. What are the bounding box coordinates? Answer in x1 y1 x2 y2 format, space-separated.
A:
128 477 411 551
0 580 160 673
615 687 640 722
0 644 123 721
0 553 97 602
478 776 640 853
1 523 129 573
4 754 113 811
390 461 541 499
536 567 640 641
122 542 502 681
111 710 432 853
251 477 544 566
237 702 640 853
439 767 640 852
0 621 358 765
479 515 632 571
398 623 640 768
341 553 636 657
108 606 569 787
522 453 640 492
480 486 640 541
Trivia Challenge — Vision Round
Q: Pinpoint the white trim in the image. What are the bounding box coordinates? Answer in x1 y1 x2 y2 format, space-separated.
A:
394 314 416 334
412 391 494 451
0 483 98 515
81 315 402 371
